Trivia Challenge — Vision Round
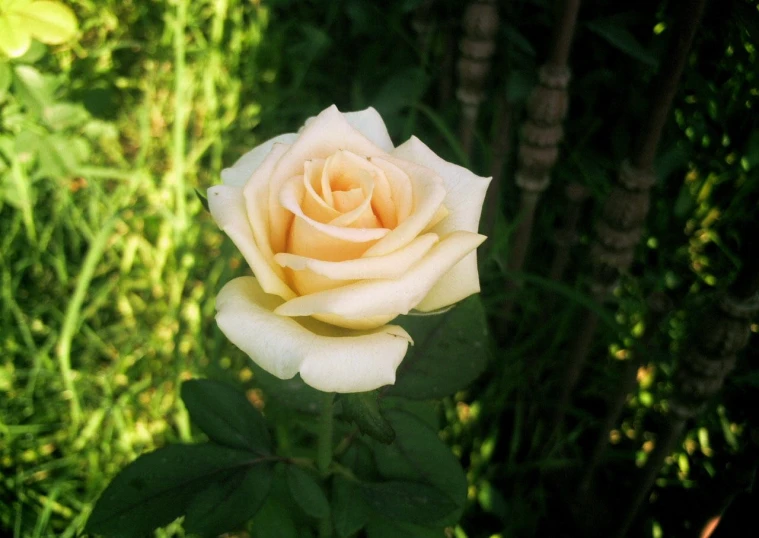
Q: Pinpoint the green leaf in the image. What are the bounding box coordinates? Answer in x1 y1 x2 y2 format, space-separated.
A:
43 102 90 130
286 465 329 519
358 481 457 525
251 496 299 538
0 61 12 99
12 64 56 117
24 132 84 177
0 14 31 58
370 410 467 525
332 475 369 538
386 295 490 400
85 443 273 538
195 187 210 212
506 69 536 104
181 378 271 455
184 463 273 537
366 516 444 538
15 39 46 63
340 391 395 444
248 361 323 414
586 17 658 67
371 67 428 127
503 24 536 57
10 1 78 45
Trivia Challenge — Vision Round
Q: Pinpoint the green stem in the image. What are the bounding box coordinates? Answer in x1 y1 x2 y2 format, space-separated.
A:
316 392 335 475
316 392 334 538
172 0 188 233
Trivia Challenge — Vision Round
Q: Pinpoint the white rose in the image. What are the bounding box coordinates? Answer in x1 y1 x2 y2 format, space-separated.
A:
209 105 490 393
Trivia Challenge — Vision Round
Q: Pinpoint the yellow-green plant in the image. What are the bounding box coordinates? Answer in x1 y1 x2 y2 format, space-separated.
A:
0 0 78 58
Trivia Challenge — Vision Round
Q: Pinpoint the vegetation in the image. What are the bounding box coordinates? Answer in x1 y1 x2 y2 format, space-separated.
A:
1 0 757 537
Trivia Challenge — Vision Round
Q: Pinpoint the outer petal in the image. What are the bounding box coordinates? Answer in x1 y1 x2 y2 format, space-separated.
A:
392 136 490 236
392 136 492 310
221 133 298 186
208 185 296 300
342 108 395 152
215 277 412 393
243 142 291 273
302 107 394 153
274 231 486 326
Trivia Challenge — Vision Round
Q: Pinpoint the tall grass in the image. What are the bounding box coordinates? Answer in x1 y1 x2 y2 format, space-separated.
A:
0 1 275 535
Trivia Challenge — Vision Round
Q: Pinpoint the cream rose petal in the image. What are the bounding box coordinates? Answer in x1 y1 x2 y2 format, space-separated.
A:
280 177 389 243
267 106 388 252
302 107 394 153
341 108 395 152
274 233 439 280
221 133 298 186
208 185 296 300
362 156 447 257
243 142 291 276
391 136 492 311
274 231 486 323
215 277 412 393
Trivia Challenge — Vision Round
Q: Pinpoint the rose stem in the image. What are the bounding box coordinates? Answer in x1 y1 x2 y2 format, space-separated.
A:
317 392 335 537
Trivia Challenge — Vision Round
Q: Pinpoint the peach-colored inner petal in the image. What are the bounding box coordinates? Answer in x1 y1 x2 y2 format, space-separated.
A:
287 216 380 261
368 156 413 227
274 147 444 302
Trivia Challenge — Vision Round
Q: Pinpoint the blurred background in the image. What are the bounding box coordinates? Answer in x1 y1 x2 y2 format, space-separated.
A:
0 0 757 536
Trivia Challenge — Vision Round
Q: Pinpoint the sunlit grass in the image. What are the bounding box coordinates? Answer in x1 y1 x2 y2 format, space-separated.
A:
0 1 273 535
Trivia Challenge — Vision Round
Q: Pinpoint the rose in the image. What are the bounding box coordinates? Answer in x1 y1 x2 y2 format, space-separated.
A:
208 105 490 393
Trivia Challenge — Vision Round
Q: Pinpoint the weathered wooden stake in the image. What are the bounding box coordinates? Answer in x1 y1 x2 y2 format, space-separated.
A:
412 0 436 54
456 0 499 156
547 0 707 437
502 0 580 321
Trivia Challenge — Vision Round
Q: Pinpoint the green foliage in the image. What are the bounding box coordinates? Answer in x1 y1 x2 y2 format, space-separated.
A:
85 379 275 537
388 295 490 400
2 0 758 537
339 390 395 444
181 378 271 455
286 465 330 519
0 1 78 58
331 476 370 537
84 444 274 538
585 16 658 67
358 481 457 525
365 516 445 538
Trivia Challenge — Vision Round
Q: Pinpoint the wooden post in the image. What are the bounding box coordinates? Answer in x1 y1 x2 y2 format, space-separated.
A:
412 0 435 54
456 0 499 156
502 0 580 322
